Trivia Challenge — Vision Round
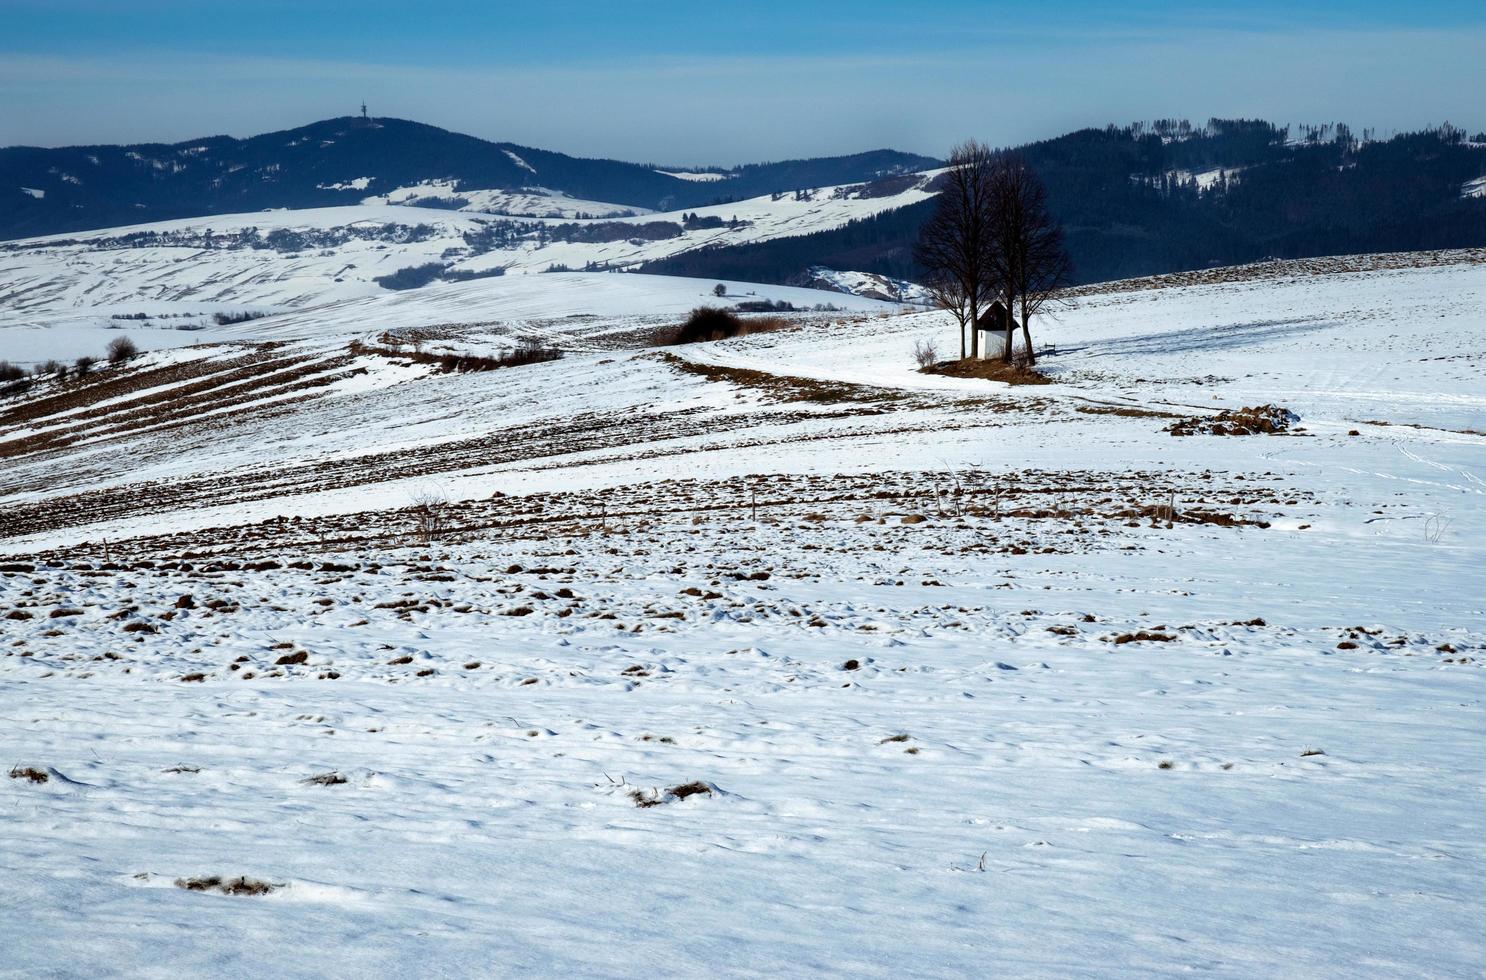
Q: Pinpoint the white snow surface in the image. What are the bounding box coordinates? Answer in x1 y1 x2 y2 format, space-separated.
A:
362 179 645 219
502 149 538 175
316 177 373 191
656 169 733 182
1 247 1484 977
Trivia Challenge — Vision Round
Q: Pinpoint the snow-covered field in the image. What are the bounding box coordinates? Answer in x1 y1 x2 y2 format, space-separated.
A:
0 170 939 367
362 180 649 219
2 245 1484 977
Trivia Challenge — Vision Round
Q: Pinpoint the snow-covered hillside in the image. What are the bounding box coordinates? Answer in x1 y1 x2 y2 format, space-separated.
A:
2 248 1483 976
0 172 938 364
362 180 647 218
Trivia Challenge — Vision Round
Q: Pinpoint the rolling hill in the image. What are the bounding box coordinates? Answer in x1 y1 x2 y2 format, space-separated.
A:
0 116 936 240
7 117 1485 292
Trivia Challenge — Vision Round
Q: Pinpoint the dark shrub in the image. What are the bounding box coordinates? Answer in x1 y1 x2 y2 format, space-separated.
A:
374 262 446 291
0 361 25 382
213 310 267 326
683 214 727 230
441 267 507 283
733 299 796 313
74 356 96 376
669 306 744 344
107 336 139 363
503 336 563 367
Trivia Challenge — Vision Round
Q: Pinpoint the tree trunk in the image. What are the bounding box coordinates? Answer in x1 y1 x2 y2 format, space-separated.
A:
1002 297 1014 363
958 315 967 361
969 307 979 360
1021 308 1035 366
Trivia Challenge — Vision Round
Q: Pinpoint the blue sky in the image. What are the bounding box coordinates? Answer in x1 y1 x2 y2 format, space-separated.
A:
1 1 1482 163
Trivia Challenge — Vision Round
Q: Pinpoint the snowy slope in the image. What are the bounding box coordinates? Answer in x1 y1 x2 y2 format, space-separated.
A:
0 172 938 364
1 249 1483 976
362 180 647 218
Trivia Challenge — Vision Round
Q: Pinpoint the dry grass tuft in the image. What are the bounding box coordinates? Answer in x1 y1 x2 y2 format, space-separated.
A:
630 781 714 807
629 789 663 808
174 875 278 896
668 781 713 800
1113 631 1176 644
302 772 348 786
8 766 48 784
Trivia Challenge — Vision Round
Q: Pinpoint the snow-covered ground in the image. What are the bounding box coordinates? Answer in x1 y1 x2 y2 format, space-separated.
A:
362 179 648 218
2 246 1483 976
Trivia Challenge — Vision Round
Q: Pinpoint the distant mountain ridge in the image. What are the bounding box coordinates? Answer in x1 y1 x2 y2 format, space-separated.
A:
643 120 1486 286
0 116 938 240
5 116 1485 288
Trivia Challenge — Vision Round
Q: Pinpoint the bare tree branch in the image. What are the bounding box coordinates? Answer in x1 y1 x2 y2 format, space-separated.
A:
914 141 999 361
988 155 1071 365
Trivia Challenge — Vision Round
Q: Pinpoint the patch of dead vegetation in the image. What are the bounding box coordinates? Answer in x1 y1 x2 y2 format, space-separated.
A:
302 772 348 786
1075 403 1183 419
654 351 906 406
630 781 714 807
1167 405 1298 437
174 875 278 896
8 766 48 784
920 357 1052 386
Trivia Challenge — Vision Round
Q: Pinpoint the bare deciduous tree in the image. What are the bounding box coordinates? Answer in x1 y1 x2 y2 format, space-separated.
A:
989 156 1071 365
410 488 448 544
912 338 939 370
915 141 999 360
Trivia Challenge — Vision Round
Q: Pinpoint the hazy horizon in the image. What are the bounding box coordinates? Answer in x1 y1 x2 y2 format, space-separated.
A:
2 0 1484 165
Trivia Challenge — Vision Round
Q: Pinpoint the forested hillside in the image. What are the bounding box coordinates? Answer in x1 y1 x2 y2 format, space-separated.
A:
644 121 1486 286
